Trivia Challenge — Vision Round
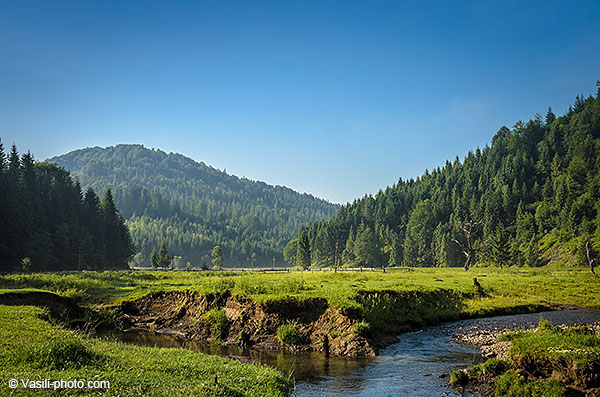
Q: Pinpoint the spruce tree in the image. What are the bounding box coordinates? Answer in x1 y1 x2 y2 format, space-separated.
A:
545 106 556 125
342 227 355 266
101 189 134 268
388 232 402 267
211 245 223 270
0 140 136 271
297 229 311 269
0 138 5 169
488 225 510 268
150 248 159 268
354 223 381 268
159 240 170 268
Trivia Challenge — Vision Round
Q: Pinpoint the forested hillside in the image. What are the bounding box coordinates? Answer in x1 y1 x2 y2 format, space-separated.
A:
0 142 134 271
49 145 339 268
290 84 600 270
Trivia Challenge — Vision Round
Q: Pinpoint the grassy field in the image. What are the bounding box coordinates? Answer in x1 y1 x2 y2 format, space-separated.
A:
0 266 598 312
0 305 290 396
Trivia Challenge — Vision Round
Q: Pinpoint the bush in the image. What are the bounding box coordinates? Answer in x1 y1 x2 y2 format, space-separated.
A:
466 364 483 379
449 369 469 387
87 307 124 331
481 358 512 376
277 322 301 347
354 321 371 337
203 309 229 339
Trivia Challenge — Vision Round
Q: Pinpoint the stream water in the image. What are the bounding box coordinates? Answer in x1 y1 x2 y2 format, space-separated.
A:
103 310 600 396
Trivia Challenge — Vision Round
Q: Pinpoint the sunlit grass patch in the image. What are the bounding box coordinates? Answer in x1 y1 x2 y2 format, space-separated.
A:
0 305 290 396
1 267 599 314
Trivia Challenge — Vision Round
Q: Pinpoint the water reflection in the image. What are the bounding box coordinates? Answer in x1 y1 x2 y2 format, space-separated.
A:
104 310 600 397
102 328 373 385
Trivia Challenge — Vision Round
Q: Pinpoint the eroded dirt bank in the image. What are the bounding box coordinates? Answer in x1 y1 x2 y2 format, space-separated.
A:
119 290 376 357
0 290 85 322
116 288 555 358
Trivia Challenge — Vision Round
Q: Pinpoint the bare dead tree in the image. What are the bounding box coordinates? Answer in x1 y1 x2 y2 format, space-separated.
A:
450 219 483 271
586 242 596 274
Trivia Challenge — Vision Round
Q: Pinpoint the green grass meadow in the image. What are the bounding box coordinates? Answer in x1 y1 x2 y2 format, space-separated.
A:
0 267 598 396
1 267 598 312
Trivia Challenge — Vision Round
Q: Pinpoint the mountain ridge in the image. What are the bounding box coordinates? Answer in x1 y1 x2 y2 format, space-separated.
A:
48 144 339 268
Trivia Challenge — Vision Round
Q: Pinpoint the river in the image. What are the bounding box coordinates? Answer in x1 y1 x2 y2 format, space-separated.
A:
103 309 600 396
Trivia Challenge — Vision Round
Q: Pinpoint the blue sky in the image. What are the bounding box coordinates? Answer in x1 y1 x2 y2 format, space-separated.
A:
1 1 599 204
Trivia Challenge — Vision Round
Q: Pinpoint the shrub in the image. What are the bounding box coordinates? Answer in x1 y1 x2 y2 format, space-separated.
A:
354 321 371 337
481 358 512 376
203 309 229 339
466 364 483 379
277 322 301 347
449 369 469 387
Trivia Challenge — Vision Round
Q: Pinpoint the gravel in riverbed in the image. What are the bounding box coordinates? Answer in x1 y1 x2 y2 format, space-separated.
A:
453 321 600 360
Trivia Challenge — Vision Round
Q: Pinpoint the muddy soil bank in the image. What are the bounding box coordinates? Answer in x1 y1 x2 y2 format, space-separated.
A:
116 289 579 358
119 290 376 357
0 290 85 322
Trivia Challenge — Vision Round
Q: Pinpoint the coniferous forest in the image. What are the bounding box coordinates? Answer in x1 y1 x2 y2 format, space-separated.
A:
49 146 339 268
0 143 135 271
289 84 600 270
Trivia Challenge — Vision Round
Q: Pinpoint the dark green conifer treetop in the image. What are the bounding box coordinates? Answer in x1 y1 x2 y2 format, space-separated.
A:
297 228 311 269
293 84 600 269
0 143 135 271
150 248 159 269
158 241 170 268
211 245 223 270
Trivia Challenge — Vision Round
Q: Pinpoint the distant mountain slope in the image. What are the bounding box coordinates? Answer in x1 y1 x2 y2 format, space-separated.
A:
49 145 338 267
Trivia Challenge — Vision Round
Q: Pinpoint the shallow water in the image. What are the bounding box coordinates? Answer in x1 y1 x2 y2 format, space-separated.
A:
104 310 600 397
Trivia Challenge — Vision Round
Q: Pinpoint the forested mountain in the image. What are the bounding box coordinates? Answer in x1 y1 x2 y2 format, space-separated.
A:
49 145 339 268
290 84 600 270
0 142 134 271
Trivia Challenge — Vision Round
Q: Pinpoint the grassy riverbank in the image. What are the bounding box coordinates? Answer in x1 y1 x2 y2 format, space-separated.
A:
2 267 599 356
1 267 598 313
450 319 600 396
0 305 290 396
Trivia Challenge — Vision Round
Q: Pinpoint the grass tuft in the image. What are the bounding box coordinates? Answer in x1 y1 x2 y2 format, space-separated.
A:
494 370 565 397
203 308 230 339
277 321 301 347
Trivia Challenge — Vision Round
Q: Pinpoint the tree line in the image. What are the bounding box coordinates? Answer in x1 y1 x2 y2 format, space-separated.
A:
0 142 135 271
287 83 600 272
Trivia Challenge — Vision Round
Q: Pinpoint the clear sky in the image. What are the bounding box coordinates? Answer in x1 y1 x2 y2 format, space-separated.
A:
1 1 599 204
